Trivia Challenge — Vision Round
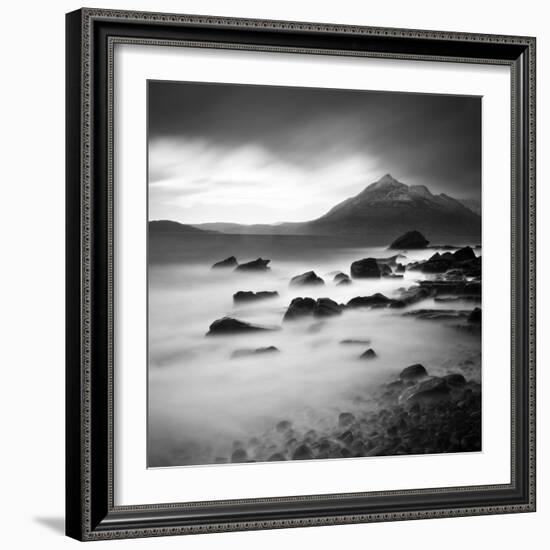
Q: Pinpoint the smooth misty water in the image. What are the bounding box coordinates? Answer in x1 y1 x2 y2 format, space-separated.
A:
148 234 481 467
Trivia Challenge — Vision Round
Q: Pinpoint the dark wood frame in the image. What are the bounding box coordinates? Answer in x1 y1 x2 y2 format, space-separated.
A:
66 8 536 541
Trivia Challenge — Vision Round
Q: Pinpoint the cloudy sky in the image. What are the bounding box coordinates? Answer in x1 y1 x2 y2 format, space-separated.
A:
148 80 481 225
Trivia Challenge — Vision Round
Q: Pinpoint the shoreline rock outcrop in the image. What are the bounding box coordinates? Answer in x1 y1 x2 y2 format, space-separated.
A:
389 230 429 249
233 291 279 303
206 317 279 336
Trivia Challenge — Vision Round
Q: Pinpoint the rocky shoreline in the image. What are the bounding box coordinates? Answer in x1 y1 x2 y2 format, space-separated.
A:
216 362 481 463
196 230 482 464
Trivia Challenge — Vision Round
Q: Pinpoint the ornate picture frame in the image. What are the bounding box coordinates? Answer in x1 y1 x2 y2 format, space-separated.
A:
66 8 536 541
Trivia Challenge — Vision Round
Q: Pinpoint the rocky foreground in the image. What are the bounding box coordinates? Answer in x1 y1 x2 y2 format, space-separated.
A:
204 230 482 463
217 362 481 464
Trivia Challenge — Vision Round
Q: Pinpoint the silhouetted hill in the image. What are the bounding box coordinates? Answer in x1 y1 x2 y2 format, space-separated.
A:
192 174 481 243
149 220 218 234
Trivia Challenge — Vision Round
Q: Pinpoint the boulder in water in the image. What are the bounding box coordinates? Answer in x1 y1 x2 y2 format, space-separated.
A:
212 256 238 269
346 293 392 308
350 258 381 278
453 246 476 262
389 230 429 249
421 252 455 273
338 412 356 427
233 290 278 303
399 377 450 404
315 297 343 318
443 373 467 387
206 317 278 336
399 363 428 381
276 420 292 433
333 272 349 282
290 271 324 286
235 258 270 271
283 297 341 321
379 263 393 277
360 348 377 359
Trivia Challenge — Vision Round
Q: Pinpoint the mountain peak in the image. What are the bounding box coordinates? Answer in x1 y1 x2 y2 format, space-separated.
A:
367 173 404 190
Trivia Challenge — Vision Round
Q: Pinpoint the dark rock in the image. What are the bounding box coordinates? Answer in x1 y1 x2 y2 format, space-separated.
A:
434 296 460 303
443 269 466 281
285 438 298 450
374 254 406 267
403 308 470 321
351 440 366 455
268 453 286 461
453 246 476 262
276 420 292 433
231 448 248 462
421 252 455 273
315 298 343 318
333 272 349 282
399 377 450 405
419 280 481 296
235 258 270 271
292 444 313 460
212 256 238 269
395 263 406 273
443 373 467 387
387 425 398 437
304 429 317 442
387 380 405 391
389 286 431 308
290 271 324 286
380 264 393 277
399 364 428 381
336 278 352 286
283 297 316 320
347 293 392 308
233 290 279 303
340 339 371 345
468 307 482 323
406 261 423 271
283 297 342 321
452 255 482 277
231 346 280 358
360 348 377 359
338 430 354 445
350 258 381 278
389 230 429 250
206 317 278 336
338 412 356 427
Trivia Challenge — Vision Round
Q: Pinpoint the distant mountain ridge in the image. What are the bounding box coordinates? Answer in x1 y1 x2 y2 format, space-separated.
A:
190 174 480 243
149 220 218 234
458 198 481 215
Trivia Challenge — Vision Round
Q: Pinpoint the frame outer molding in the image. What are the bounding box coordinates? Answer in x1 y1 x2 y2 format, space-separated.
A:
66 7 536 541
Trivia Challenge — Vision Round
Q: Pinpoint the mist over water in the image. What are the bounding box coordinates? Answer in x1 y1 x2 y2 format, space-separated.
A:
148 234 481 467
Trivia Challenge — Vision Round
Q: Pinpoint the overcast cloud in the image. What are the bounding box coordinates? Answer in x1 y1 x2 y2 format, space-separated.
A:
148 81 481 224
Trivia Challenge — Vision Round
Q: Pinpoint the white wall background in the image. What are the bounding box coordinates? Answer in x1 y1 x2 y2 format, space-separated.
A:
0 0 545 548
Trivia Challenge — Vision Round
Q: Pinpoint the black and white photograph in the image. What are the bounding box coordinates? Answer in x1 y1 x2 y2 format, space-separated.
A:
147 81 483 468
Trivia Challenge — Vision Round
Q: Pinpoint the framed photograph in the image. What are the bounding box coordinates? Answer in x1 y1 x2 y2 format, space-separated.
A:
66 8 536 541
